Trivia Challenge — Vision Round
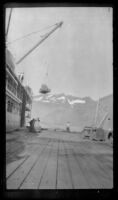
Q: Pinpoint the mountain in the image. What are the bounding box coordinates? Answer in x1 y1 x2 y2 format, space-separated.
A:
31 93 113 132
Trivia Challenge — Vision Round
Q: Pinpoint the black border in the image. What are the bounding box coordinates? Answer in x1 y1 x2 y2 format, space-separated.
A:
1 1 117 199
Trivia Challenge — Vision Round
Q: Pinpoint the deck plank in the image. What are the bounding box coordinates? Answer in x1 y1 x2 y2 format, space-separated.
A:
70 142 113 188
39 140 59 189
57 141 73 189
7 140 50 189
6 157 27 178
20 142 53 189
64 142 89 189
6 132 113 189
71 144 103 188
6 140 50 179
74 142 113 181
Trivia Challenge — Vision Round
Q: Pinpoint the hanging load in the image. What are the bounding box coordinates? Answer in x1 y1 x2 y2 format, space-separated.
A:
39 84 51 94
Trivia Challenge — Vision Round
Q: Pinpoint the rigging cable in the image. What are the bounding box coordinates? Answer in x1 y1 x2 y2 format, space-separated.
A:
6 23 57 46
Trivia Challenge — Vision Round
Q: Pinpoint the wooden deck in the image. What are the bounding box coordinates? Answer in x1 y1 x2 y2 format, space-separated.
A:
6 131 113 189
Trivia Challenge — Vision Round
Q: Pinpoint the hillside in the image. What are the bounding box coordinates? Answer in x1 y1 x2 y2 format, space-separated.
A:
31 93 113 131
95 94 113 130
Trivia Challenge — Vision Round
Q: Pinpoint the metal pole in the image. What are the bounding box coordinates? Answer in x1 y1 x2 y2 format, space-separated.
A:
94 98 100 127
98 112 108 128
6 8 12 39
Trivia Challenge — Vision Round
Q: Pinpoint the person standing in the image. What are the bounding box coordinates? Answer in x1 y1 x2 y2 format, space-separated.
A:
29 118 36 132
66 122 70 132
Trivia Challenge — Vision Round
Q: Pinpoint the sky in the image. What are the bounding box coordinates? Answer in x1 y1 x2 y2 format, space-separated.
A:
6 7 113 100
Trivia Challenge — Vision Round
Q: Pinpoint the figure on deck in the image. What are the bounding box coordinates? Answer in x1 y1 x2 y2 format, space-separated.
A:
29 118 36 132
66 121 70 132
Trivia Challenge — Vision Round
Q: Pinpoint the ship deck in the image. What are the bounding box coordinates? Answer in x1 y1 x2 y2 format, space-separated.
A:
6 130 113 189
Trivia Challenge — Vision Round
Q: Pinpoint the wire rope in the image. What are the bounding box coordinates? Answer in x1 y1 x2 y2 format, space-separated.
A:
6 23 57 45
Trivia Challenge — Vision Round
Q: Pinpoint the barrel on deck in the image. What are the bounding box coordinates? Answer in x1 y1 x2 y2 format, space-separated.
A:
94 128 105 141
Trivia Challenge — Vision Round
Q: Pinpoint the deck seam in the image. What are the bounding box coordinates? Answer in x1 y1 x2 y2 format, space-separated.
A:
72 144 112 188
18 139 51 189
87 154 113 180
71 148 91 188
6 141 50 179
63 141 74 189
72 143 113 181
55 140 60 189
37 141 53 189
6 155 30 179
7 139 50 180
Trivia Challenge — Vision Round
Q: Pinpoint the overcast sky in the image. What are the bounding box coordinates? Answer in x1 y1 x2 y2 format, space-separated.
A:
6 7 113 100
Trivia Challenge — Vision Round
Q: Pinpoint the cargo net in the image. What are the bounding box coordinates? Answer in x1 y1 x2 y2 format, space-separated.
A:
39 84 51 94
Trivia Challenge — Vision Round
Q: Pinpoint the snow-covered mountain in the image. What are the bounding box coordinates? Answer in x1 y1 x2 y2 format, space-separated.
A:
31 93 113 132
33 93 86 106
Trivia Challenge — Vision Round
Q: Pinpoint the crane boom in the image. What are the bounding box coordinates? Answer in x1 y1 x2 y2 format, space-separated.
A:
16 21 63 65
98 112 108 128
94 98 100 127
